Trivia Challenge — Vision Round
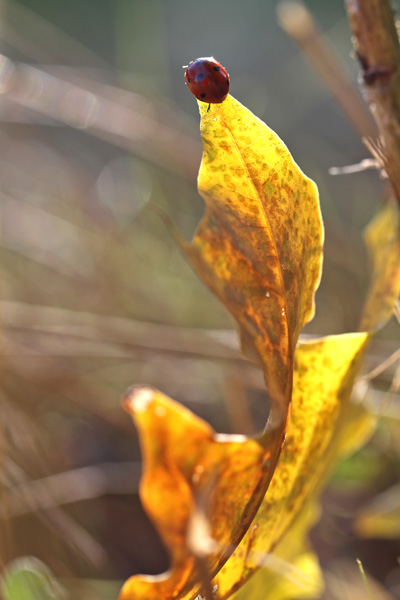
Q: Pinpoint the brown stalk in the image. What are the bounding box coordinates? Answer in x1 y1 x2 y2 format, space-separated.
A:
277 0 377 139
345 0 400 204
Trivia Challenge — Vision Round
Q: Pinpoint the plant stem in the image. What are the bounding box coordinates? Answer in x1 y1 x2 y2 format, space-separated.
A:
277 0 377 139
345 0 400 203
356 558 376 600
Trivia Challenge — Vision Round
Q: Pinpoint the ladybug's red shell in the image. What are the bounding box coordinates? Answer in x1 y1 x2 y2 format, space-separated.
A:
185 57 230 104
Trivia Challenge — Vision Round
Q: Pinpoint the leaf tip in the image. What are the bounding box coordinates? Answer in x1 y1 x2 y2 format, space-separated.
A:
122 385 155 415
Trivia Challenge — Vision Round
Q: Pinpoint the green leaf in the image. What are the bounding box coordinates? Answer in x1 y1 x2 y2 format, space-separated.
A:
1 557 65 600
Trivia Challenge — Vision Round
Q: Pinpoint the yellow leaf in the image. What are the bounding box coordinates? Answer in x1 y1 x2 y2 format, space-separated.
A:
214 332 369 598
180 95 323 421
231 501 324 600
360 200 400 331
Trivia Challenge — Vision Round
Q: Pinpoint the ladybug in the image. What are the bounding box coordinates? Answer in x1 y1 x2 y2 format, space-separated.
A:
184 57 230 108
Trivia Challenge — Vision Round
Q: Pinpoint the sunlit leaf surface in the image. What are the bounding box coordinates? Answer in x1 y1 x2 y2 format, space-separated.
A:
231 501 324 600
180 95 323 420
231 399 377 600
215 333 370 598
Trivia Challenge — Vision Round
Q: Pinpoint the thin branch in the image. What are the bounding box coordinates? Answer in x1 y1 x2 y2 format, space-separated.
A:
361 347 400 381
345 0 400 203
277 0 377 138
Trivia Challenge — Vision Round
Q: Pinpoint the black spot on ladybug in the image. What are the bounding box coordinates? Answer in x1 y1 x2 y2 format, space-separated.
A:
213 66 220 71
200 93 206 98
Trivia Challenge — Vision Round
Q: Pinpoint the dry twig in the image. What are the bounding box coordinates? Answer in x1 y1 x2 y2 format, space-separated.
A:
346 0 400 203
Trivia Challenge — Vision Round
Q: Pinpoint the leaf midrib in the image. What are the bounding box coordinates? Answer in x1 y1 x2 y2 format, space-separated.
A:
215 104 292 358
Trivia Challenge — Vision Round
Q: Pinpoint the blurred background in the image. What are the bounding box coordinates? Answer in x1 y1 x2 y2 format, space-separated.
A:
1 0 399 598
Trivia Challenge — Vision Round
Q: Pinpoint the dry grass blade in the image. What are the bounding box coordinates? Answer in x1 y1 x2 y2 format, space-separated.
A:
362 348 400 382
3 459 108 569
1 462 141 517
277 0 377 138
0 56 199 178
1 300 241 361
329 158 382 176
346 0 400 203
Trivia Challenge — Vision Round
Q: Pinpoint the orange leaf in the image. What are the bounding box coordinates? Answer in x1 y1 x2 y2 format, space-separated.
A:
119 386 271 600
